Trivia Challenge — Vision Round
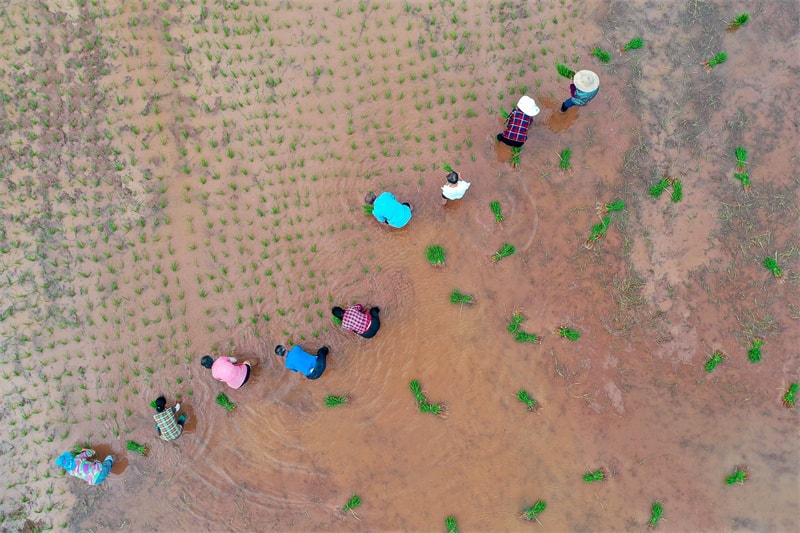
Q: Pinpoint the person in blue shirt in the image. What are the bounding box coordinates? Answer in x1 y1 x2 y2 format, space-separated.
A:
274 344 330 380
365 192 413 228
560 70 600 112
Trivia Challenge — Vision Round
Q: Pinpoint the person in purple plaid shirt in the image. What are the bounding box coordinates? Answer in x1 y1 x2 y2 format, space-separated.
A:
497 95 540 147
332 304 381 339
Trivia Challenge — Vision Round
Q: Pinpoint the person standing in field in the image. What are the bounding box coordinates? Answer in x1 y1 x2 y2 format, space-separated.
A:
55 448 114 486
200 355 252 389
560 70 600 112
365 192 413 228
440 170 471 206
153 396 186 441
274 344 330 380
497 95 540 147
332 304 381 338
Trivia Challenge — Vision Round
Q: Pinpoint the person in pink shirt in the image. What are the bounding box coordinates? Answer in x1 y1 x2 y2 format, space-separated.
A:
200 355 252 389
55 448 113 485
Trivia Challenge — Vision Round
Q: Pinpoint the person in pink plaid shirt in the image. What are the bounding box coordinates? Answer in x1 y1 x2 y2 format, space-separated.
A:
332 304 381 339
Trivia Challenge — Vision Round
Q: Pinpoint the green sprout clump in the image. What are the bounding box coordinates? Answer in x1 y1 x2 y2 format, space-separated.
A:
215 393 236 412
325 395 348 407
426 245 446 266
363 204 374 215
508 313 524 334
442 162 454 172
735 146 748 169
728 12 749 30
733 172 751 190
704 51 727 70
522 500 547 521
558 148 572 170
558 326 580 341
649 501 663 528
725 466 747 485
623 37 643 51
649 178 671 198
342 494 361 512
450 289 474 304
445 516 459 533
604 200 625 213
490 200 504 222
763 257 782 278
500 108 510 120
747 338 764 363
126 440 148 456
704 351 725 373
670 180 683 203
556 63 575 79
592 47 611 63
510 146 522 167
583 469 606 482
493 243 515 261
409 380 444 416
782 383 798 408
517 389 537 411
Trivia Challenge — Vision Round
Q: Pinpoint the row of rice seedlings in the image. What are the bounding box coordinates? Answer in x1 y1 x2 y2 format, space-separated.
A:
507 312 541 344
649 177 682 203
733 146 751 190
409 379 446 417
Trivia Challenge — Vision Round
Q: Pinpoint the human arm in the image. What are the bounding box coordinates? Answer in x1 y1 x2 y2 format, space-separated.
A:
570 83 576 97
227 356 238 363
77 449 94 460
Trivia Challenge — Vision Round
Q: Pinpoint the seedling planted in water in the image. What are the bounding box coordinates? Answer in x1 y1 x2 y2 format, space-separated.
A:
763 256 783 278
558 148 572 170
703 51 727 71
728 12 749 31
725 466 748 485
325 394 348 407
126 440 148 456
704 350 726 373
556 63 575 79
557 326 580 341
493 243 515 261
426 245 446 266
490 200 504 222
649 501 663 528
445 515 459 533
591 47 611 63
782 383 798 408
622 37 643 52
583 468 606 482
747 338 764 363
517 389 537 411
521 500 547 522
215 392 236 412
450 289 474 304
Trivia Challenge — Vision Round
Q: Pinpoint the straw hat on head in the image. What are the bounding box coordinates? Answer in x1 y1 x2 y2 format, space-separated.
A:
516 95 540 117
574 70 600 92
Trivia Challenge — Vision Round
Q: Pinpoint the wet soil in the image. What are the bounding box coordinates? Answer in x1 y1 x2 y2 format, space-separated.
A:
0 1 798 532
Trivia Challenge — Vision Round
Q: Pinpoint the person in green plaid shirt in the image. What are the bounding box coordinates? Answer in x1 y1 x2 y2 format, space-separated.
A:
153 396 186 441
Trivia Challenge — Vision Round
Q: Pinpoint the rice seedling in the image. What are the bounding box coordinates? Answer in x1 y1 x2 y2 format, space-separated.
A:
215 392 236 412
126 440 148 456
649 177 671 198
450 289 474 304
725 465 748 485
324 394 348 407
409 379 445 416
426 245 446 266
781 383 798 408
342 494 361 514
363 204 374 215
556 63 575 79
508 312 525 334
702 51 727 72
597 199 625 216
621 37 643 52
510 146 522 167
584 216 611 249
558 148 572 170
521 500 546 522
557 326 580 341
442 162 454 172
490 200 504 222
734 146 748 170
583 468 606 482
445 515 459 533
763 256 782 278
493 243 515 261
747 338 764 363
704 350 726 373
591 47 611 63
669 179 683 203
648 501 663 528
733 172 751 191
727 12 749 31
517 389 537 411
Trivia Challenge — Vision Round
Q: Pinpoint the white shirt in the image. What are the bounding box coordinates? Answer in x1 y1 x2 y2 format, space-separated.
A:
441 180 471 200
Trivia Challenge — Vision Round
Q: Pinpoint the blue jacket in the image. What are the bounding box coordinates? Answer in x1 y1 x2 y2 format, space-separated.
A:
571 86 599 106
372 192 412 228
285 346 317 376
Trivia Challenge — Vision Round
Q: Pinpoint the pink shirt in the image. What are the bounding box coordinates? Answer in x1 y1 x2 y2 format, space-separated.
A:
211 357 248 389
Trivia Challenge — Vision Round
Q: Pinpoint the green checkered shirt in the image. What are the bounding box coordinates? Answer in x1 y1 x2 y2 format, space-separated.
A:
153 410 183 441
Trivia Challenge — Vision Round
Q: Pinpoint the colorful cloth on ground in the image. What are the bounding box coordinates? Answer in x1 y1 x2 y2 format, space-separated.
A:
154 409 183 441
570 86 599 106
58 449 112 485
442 180 471 200
211 357 248 389
341 304 371 335
500 108 533 143
285 345 317 377
372 192 412 228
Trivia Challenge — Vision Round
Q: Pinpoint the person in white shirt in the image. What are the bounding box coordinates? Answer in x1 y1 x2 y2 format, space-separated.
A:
441 171 471 205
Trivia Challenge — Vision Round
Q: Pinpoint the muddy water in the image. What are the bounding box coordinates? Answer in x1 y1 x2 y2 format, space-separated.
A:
0 0 798 532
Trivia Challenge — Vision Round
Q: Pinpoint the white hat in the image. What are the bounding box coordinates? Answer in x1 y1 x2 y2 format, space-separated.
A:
516 96 540 117
574 70 600 92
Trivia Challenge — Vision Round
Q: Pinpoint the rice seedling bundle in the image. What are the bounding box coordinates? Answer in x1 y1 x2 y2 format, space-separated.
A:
426 245 446 266
215 392 236 412
747 338 764 363
591 47 611 63
782 383 798 408
556 63 575 79
490 200 504 222
126 440 148 456
623 37 643 51
449 289 474 304
583 469 606 482
493 243 515 261
325 395 348 407
522 500 547 521
704 350 725 373
725 466 747 485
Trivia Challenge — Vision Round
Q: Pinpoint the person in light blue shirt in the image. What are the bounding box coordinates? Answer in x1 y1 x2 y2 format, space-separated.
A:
275 344 330 380
365 192 413 228
560 70 600 112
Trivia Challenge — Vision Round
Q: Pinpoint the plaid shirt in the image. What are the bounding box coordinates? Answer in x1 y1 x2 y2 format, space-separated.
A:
341 304 371 335
501 108 533 143
154 409 183 441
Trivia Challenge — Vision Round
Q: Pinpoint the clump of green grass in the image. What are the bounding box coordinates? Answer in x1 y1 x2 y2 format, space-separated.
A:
556 63 575 79
126 440 148 456
583 468 606 482
649 177 671 198
450 289 474 304
510 146 522 167
704 350 726 373
325 395 348 407
521 500 547 522
493 243 515 261
725 466 748 485
584 216 611 250
517 389 537 411
558 148 572 170
747 338 764 363
733 172 751 191
490 200 504 222
342 494 361 512
703 51 727 71
670 179 683 203
426 245 446 266
728 12 749 31
445 516 459 533
508 313 540 344
782 383 798 408
557 326 580 341
763 256 782 278
363 204 374 215
592 47 611 63
649 501 663 528
409 379 445 416
215 393 236 412
622 36 643 52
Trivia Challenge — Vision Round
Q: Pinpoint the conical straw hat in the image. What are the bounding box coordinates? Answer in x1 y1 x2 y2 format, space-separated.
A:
574 70 600 92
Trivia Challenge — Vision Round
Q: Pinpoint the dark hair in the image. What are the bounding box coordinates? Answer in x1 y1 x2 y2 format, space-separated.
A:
274 345 287 357
364 192 376 205
446 171 459 184
200 355 214 369
331 307 345 319
155 396 167 412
